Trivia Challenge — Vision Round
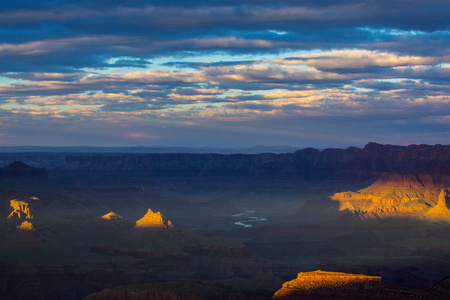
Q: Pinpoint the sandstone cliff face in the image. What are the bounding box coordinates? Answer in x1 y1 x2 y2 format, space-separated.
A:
5 196 42 233
272 270 435 299
8 199 34 220
331 169 450 219
135 209 175 228
422 189 450 223
16 221 35 231
275 270 381 292
101 211 123 220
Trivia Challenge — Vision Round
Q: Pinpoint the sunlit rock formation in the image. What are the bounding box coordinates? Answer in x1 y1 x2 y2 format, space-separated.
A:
276 270 381 291
135 209 174 228
422 189 450 223
8 199 34 219
272 270 433 299
101 212 123 220
16 221 35 231
331 171 450 218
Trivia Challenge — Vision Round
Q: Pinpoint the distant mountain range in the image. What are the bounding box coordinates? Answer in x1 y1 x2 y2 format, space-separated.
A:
0 145 304 154
0 142 449 179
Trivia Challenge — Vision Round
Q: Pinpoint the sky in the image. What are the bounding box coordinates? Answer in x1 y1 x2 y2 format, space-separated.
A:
0 0 449 148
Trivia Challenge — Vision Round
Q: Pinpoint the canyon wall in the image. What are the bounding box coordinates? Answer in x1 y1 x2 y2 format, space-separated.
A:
0 143 449 179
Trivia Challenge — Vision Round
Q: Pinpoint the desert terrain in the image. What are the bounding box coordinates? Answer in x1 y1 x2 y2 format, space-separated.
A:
0 143 449 299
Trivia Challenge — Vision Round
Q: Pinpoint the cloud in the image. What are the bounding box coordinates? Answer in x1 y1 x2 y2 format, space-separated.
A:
276 50 443 70
422 115 450 124
1 1 450 146
126 132 157 139
4 106 62 116
0 36 127 57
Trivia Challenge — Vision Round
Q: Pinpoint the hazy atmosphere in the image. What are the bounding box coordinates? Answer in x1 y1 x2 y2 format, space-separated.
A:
1 2 450 300
1 0 450 147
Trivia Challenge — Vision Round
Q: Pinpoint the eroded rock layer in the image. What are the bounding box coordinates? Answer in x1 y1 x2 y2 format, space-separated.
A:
135 209 175 228
2 143 450 180
16 221 35 231
8 199 33 220
272 270 435 299
101 211 123 220
331 168 450 220
422 189 450 223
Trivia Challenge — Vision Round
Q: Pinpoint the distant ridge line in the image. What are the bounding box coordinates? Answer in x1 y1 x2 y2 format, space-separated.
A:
1 143 449 180
0 145 305 154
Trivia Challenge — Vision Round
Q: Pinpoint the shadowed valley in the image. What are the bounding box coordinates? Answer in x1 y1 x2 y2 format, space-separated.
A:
0 143 449 299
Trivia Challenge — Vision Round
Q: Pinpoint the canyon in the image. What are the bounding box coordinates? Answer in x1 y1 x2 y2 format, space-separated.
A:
331 167 450 221
0 143 449 299
0 143 449 180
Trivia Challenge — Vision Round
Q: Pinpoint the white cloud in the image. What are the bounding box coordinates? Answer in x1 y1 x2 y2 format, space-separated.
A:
275 50 442 69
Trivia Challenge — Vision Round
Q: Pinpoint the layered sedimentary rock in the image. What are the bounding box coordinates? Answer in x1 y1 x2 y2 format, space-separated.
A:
422 189 450 223
135 209 175 228
16 220 35 231
8 199 34 219
1 143 450 180
272 270 434 299
331 169 450 219
3 195 42 232
101 212 123 220
274 270 381 293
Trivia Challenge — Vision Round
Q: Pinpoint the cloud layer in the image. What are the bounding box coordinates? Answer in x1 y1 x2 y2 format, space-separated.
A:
1 0 450 147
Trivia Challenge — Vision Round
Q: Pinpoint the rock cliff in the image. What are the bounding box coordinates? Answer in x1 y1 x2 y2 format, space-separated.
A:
16 220 35 231
0 161 49 181
2 193 42 232
101 211 123 220
422 189 450 223
8 199 34 219
331 168 450 219
1 143 450 180
0 161 51 194
272 270 436 299
135 209 175 228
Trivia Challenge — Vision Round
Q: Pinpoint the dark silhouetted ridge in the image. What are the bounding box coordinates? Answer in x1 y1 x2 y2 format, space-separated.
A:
0 161 49 181
0 143 450 179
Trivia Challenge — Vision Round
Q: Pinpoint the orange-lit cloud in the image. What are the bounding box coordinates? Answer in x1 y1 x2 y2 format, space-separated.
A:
1 1 450 146
126 133 156 139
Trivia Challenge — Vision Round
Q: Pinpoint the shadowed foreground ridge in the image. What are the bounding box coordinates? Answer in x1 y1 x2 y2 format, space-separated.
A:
272 270 437 299
83 280 252 300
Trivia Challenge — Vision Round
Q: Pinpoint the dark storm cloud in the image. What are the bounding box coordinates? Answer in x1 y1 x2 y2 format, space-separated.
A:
3 1 449 30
